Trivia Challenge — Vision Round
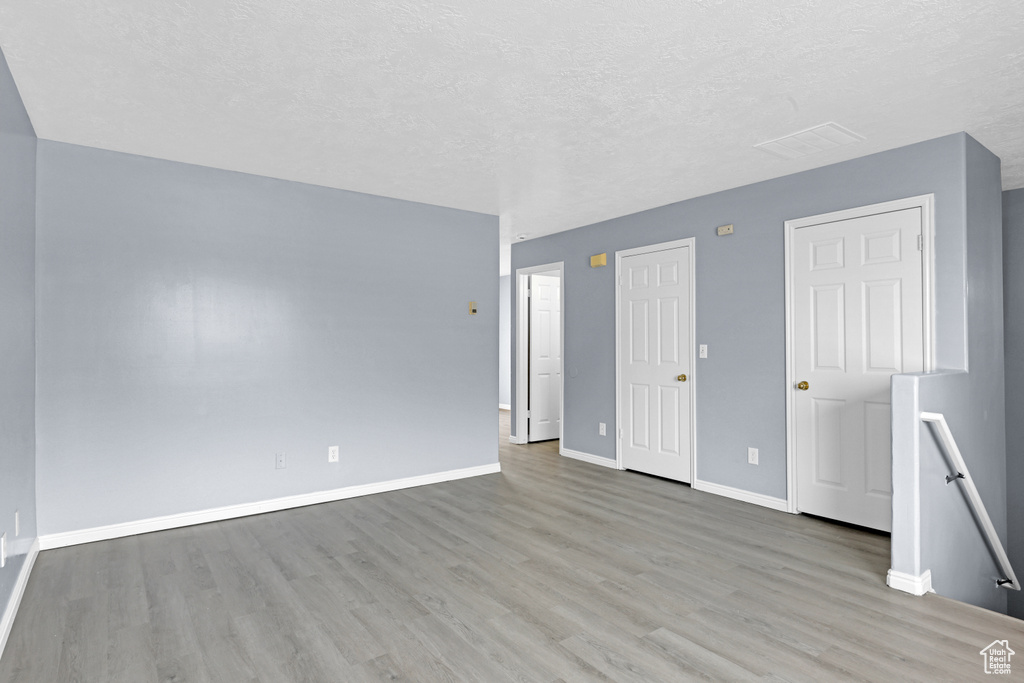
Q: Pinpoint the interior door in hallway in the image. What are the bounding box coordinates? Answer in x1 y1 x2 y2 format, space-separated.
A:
619 243 693 482
528 273 561 442
791 206 925 532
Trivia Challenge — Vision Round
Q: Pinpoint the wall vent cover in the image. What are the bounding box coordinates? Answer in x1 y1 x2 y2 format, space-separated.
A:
755 122 865 160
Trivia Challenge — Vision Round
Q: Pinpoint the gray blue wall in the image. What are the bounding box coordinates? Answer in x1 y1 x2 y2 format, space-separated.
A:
512 134 972 501
1004 186 1024 618
499 275 511 407
0 47 37 623
34 141 498 536
907 138 1007 613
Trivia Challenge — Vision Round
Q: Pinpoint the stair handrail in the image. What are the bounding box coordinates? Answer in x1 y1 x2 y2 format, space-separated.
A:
920 411 1019 590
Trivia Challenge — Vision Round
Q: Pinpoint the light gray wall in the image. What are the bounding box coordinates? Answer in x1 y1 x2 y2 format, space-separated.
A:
512 134 970 499
499 274 511 407
34 141 498 536
1003 186 1024 617
0 47 37 620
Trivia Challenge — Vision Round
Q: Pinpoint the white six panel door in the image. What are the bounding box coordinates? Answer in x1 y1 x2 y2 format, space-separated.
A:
619 246 692 482
528 274 561 442
792 207 924 531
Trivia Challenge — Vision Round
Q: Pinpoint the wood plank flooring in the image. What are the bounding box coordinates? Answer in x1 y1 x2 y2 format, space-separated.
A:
3 410 1023 681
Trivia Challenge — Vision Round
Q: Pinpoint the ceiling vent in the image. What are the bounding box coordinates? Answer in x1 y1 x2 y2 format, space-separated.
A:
755 122 864 160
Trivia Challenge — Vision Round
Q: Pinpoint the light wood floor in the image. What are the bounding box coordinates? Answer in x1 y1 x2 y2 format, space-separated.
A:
3 411 1023 681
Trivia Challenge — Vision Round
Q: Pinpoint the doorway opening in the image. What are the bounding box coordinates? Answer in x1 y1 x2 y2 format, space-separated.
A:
513 262 564 445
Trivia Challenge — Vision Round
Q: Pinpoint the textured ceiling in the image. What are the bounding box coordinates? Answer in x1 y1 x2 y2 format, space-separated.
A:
1 1 1023 273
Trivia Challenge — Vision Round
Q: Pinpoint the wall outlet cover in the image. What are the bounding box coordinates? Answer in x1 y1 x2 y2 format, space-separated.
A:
276 452 287 469
328 446 339 463
748 447 759 465
599 422 606 436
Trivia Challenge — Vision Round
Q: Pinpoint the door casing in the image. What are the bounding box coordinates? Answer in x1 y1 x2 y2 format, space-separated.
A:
615 237 697 479
784 194 935 515
513 262 564 445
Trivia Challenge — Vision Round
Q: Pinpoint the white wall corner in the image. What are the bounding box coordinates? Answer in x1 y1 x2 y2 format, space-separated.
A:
498 403 511 411
887 568 934 596
559 447 618 469
0 538 40 661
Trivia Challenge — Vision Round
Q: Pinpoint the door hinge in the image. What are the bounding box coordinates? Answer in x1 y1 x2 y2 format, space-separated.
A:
525 410 531 418
917 234 923 251
619 275 625 287
618 428 623 438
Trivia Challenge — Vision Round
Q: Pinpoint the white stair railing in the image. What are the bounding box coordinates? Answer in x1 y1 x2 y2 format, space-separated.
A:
920 412 1019 590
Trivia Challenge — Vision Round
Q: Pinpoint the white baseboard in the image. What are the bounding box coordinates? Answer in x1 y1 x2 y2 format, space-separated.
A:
0 538 39 661
887 568 934 596
498 403 511 411
692 479 789 512
39 463 501 550
560 447 619 469
508 434 527 444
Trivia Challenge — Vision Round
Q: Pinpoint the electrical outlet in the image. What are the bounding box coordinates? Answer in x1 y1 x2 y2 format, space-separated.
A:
276 452 287 469
328 446 339 463
699 344 708 359
1 532 6 568
748 447 759 465
599 422 606 436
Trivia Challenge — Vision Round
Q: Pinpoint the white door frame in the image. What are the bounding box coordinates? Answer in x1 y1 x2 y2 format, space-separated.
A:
615 238 697 480
784 194 935 514
513 262 564 445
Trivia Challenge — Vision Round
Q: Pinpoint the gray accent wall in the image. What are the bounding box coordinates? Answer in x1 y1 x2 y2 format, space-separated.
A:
892 137 1007 613
0 47 37 622
34 141 498 536
499 275 511 407
512 134 972 500
1004 186 1024 618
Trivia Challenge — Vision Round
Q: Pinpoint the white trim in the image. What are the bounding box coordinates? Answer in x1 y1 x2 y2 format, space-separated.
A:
784 194 935 515
38 463 500 550
514 262 564 445
0 538 39 661
615 238 697 482
498 403 511 411
692 479 789 512
508 434 527 444
887 568 934 596
560 446 620 469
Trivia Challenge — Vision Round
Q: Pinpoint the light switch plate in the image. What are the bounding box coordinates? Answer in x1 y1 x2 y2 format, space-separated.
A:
748 447 759 465
699 344 707 358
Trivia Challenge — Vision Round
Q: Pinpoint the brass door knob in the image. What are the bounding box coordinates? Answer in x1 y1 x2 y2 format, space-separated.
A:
796 381 809 391
677 374 687 382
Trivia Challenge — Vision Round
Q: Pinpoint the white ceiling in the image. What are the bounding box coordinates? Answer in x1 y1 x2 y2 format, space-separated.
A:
1 1 1022 274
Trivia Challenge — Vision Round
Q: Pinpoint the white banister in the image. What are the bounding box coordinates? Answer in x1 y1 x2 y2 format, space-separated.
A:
920 412 1019 590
